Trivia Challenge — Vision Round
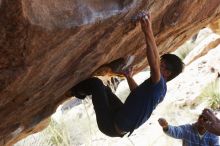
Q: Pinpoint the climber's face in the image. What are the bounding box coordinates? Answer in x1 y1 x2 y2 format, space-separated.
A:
160 60 171 80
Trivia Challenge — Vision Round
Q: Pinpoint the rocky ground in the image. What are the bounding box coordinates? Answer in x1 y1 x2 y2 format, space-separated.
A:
15 28 220 146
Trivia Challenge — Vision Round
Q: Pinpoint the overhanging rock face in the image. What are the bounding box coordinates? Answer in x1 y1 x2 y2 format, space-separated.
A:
1 0 220 145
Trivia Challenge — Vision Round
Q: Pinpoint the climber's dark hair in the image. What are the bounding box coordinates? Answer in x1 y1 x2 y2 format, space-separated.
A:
161 53 184 81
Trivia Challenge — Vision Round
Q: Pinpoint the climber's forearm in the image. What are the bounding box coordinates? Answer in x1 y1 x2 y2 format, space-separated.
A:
141 16 161 83
125 75 138 91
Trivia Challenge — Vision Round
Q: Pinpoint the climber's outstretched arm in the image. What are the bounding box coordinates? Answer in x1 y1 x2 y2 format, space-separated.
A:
140 14 161 84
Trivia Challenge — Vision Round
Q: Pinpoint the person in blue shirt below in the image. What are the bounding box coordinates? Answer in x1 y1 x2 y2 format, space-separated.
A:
66 12 184 137
158 114 220 146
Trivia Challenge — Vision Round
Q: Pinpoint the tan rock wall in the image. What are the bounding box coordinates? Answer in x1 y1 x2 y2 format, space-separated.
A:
209 19 220 34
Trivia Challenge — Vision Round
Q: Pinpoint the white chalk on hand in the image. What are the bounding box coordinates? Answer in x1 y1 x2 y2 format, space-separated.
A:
131 11 149 23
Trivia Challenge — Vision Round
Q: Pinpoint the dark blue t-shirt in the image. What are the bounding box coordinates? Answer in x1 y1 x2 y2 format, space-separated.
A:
115 76 167 133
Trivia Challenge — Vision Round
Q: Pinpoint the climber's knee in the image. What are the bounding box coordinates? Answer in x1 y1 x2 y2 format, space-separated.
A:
89 77 103 86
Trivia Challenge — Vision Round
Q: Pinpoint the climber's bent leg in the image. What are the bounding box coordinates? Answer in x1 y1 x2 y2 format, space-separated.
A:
89 78 124 137
70 77 124 137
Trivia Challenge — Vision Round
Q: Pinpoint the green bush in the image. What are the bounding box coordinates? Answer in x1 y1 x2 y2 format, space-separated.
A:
45 119 70 146
198 79 220 110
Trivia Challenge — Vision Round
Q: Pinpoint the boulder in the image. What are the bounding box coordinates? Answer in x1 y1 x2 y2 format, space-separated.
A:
1 0 220 145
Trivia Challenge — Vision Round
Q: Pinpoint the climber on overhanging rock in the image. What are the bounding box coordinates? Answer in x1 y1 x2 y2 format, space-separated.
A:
65 12 184 137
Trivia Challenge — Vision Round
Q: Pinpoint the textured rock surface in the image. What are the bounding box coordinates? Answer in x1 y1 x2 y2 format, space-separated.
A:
1 0 220 145
209 19 220 34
